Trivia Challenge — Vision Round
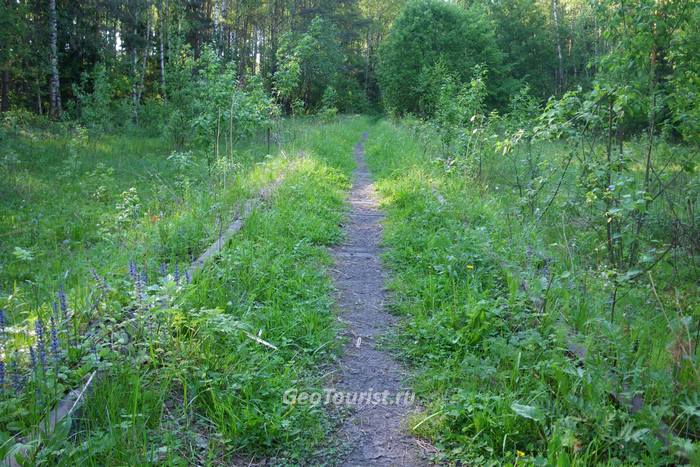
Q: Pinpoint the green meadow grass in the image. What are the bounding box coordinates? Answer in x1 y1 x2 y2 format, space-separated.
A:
2 114 696 464
0 116 371 463
0 121 323 310
365 119 699 465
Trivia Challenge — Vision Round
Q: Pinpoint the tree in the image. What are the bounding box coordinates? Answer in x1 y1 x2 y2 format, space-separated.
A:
0 1 30 112
551 0 564 95
274 16 343 112
667 2 700 144
377 0 505 116
49 0 61 118
484 0 557 100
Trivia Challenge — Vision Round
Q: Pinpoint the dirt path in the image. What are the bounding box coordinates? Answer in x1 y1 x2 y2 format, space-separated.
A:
331 134 424 466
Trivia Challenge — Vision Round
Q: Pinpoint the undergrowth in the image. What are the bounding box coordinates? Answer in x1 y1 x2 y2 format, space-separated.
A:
0 116 369 463
365 119 699 465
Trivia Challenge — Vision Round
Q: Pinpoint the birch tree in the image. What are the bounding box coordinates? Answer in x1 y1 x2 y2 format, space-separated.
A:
49 0 61 118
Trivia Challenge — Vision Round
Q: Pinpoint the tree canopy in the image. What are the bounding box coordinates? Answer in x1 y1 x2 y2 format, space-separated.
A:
378 0 505 116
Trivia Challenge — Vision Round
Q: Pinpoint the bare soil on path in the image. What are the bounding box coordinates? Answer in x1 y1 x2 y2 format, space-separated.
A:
331 134 426 466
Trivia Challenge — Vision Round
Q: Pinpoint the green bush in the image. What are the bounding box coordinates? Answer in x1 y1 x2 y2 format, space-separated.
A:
334 76 370 114
274 16 343 113
163 45 277 152
378 0 505 117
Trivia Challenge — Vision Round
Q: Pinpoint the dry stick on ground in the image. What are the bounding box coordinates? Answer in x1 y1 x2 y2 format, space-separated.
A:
187 165 291 275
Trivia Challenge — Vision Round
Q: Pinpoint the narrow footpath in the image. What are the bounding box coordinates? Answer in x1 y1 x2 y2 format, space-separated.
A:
331 133 424 466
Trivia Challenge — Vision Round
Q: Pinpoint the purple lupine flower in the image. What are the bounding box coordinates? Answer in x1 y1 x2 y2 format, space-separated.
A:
139 270 149 304
185 269 191 284
35 318 44 344
50 315 59 363
0 358 5 391
128 260 138 282
159 262 167 276
35 319 47 368
10 358 21 394
174 264 180 285
0 308 5 354
57 285 68 315
29 345 37 372
90 268 110 293
90 292 101 312
133 265 145 302
135 276 142 301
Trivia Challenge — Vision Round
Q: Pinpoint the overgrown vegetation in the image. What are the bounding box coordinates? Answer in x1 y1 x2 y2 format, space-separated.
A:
1 0 699 464
364 6 700 462
0 116 370 462
378 1 506 114
367 116 698 464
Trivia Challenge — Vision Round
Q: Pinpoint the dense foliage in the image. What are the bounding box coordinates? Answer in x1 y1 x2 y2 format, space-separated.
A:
1 0 699 464
378 0 505 115
369 110 699 464
0 0 374 119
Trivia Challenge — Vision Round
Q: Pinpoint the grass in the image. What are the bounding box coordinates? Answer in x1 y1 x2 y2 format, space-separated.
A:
1 112 697 465
0 116 371 463
0 123 298 308
0 120 287 449
364 119 699 465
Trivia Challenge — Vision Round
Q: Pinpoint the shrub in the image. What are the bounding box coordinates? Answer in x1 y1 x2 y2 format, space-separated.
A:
73 63 114 131
378 0 505 117
334 76 370 114
164 45 277 152
274 16 343 112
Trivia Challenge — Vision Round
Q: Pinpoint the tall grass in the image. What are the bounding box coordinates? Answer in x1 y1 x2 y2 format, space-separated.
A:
365 119 699 465
0 116 371 463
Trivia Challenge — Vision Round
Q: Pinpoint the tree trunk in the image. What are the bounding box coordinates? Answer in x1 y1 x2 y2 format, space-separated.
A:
269 0 279 78
134 8 152 123
570 17 577 81
1 70 9 112
365 22 373 95
240 17 249 78
131 40 138 121
36 75 43 115
551 0 564 95
137 12 151 104
49 0 62 118
160 0 167 99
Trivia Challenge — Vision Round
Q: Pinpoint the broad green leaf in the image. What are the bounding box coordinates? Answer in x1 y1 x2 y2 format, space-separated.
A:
511 402 544 422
